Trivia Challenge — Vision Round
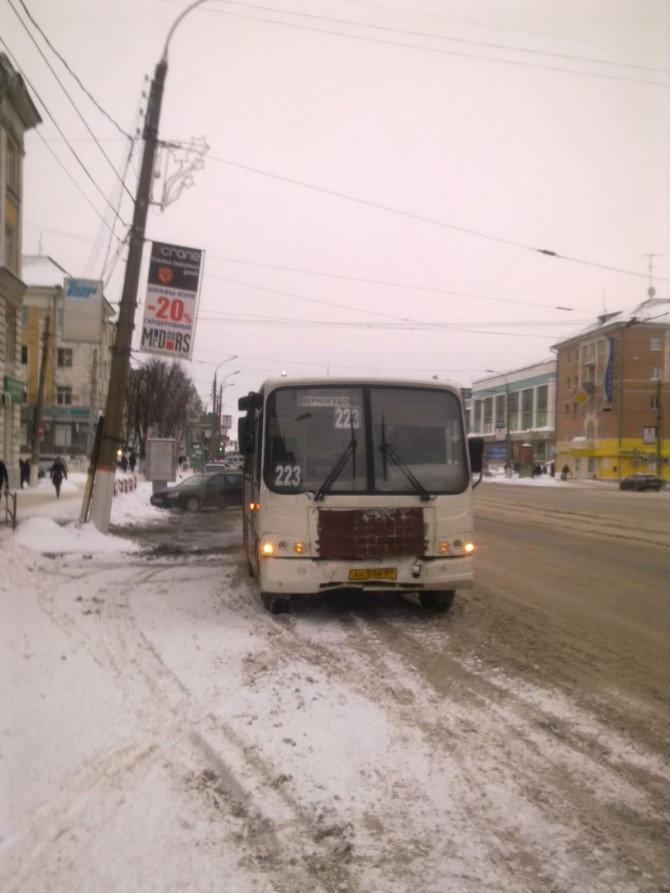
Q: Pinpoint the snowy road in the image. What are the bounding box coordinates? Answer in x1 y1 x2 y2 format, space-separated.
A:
1 480 669 892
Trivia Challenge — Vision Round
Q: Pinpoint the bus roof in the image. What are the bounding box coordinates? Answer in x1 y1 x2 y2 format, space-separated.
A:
256 376 466 393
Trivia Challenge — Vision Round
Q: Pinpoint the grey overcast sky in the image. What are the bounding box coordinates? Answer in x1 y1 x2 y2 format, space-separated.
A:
2 0 669 408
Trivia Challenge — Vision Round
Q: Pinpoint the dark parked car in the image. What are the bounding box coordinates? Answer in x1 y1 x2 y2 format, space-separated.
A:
150 471 243 512
619 473 664 492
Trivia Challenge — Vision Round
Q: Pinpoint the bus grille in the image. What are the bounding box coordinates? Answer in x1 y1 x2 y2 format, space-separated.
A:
317 508 424 559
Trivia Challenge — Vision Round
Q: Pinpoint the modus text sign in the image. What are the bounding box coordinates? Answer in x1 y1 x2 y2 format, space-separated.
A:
140 241 204 359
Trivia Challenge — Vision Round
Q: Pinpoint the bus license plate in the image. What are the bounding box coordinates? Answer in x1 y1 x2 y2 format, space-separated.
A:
348 568 397 582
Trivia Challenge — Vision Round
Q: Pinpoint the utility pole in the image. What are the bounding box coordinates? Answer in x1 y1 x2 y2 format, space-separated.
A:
89 59 167 532
87 0 209 531
29 311 50 487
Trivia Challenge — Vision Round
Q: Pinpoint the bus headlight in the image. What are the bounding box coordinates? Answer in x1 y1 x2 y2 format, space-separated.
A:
260 538 308 557
437 539 475 555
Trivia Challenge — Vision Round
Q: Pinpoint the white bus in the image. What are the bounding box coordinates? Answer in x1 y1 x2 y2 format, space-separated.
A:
238 377 483 614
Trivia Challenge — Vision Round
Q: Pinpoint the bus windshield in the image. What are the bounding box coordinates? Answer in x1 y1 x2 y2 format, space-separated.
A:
264 384 469 497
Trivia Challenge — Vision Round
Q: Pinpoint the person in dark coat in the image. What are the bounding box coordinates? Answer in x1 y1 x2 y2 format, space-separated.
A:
49 457 68 498
128 449 137 473
0 458 9 493
19 458 30 488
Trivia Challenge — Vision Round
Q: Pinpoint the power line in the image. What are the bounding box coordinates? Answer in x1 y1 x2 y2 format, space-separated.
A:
210 154 670 283
0 41 129 228
219 0 670 76
206 255 581 311
8 0 134 203
14 0 132 139
201 274 586 324
205 2 670 87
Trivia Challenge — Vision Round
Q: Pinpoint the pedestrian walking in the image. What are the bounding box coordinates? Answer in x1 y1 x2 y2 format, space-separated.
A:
49 456 68 498
19 457 30 488
0 458 9 493
128 449 137 473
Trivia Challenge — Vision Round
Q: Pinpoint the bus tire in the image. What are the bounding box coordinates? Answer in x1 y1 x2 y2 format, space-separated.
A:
261 592 291 614
420 590 455 613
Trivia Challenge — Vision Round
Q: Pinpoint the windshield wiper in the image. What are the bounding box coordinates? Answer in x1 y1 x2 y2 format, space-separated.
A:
380 417 432 501
314 424 357 501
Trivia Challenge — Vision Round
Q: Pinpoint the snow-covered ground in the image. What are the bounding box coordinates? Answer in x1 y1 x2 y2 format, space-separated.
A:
1 473 667 892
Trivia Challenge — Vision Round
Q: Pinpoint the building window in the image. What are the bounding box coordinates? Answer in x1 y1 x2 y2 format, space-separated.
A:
21 345 28 365
650 336 662 352
21 307 29 326
650 367 662 381
4 224 18 273
472 399 482 434
508 391 519 431
483 397 493 434
6 139 18 191
54 424 72 448
56 387 73 406
57 348 73 367
5 309 17 363
651 395 660 410
536 385 548 427
521 389 533 429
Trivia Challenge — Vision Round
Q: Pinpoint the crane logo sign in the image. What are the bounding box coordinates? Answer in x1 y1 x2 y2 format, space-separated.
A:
140 241 204 359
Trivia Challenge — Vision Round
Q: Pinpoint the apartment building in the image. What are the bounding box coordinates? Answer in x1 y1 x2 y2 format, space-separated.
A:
552 296 670 482
1 54 41 485
21 256 115 459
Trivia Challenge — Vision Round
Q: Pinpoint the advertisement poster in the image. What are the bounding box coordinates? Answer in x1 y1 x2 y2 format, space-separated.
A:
140 241 204 359
63 278 103 342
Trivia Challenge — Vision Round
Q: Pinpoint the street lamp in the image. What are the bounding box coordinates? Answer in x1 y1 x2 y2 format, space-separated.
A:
486 369 512 472
212 369 239 456
89 0 212 532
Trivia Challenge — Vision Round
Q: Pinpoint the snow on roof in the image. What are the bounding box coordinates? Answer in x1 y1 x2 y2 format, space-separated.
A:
22 254 71 288
552 296 670 348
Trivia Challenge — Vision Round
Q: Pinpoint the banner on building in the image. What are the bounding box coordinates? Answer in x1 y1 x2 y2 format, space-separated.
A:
63 278 103 342
140 241 204 360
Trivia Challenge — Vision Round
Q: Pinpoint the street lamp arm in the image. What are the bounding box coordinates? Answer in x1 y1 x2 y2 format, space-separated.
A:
161 0 211 62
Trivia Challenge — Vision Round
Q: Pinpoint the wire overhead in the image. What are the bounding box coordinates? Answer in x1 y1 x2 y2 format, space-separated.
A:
210 155 670 283
14 0 132 139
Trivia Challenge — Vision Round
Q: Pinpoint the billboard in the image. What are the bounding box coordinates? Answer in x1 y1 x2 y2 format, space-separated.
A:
140 241 204 359
63 278 103 342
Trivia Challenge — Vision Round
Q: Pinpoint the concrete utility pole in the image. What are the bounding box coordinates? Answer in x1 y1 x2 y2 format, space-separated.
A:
89 60 167 531
29 311 50 487
88 0 211 532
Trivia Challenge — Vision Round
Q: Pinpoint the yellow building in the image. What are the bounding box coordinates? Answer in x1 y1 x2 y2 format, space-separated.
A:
552 297 670 482
20 256 115 459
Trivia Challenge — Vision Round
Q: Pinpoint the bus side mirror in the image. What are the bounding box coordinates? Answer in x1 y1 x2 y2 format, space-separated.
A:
238 417 255 454
468 436 484 474
238 391 262 411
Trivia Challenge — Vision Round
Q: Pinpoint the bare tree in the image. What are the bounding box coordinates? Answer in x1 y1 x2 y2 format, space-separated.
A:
124 360 202 458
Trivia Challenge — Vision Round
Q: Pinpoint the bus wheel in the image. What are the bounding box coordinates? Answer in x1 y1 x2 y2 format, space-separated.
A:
261 592 291 614
420 591 455 613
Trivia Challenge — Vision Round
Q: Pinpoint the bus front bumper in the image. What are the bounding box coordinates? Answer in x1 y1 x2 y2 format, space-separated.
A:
257 555 474 595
